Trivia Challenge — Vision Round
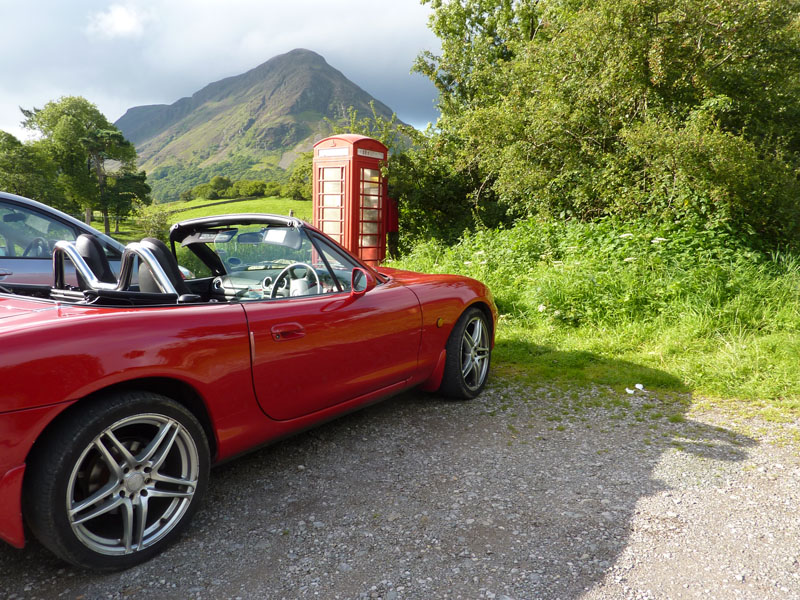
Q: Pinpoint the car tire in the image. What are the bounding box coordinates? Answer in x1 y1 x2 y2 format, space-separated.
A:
24 391 210 570
438 306 492 399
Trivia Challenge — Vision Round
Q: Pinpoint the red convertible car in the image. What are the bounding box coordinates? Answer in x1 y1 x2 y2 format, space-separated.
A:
0 213 496 570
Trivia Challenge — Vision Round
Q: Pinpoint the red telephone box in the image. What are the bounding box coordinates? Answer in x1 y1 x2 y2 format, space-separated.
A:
312 134 396 265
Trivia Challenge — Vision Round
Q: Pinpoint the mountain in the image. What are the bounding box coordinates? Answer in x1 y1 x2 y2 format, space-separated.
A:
115 49 398 201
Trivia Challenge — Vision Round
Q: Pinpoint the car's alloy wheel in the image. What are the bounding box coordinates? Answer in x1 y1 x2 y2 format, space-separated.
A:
67 413 199 556
25 392 209 570
438 306 492 399
459 313 491 392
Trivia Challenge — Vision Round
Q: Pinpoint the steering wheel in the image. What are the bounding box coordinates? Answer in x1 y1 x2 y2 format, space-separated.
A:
23 237 49 257
270 262 321 298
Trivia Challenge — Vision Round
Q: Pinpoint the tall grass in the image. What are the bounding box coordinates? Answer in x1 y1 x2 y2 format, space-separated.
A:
391 219 800 411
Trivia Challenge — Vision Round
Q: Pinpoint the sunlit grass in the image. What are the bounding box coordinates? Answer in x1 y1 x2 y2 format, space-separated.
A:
166 196 313 222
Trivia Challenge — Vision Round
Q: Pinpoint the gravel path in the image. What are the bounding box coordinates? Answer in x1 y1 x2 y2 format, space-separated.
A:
1 380 798 599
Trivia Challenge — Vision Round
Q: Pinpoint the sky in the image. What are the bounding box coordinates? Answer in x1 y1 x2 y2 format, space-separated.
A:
0 1 441 140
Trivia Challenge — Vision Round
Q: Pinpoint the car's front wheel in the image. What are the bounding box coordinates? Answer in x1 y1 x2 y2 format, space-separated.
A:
24 391 209 570
438 306 492 399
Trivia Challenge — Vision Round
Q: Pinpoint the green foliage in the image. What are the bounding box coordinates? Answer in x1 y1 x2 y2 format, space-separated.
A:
183 176 283 203
392 217 800 402
285 152 313 201
21 96 145 230
0 131 70 211
147 155 286 203
107 170 152 233
416 0 800 249
133 202 171 242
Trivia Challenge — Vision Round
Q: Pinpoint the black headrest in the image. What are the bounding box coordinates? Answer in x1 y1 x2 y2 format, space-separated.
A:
75 234 116 288
138 237 190 295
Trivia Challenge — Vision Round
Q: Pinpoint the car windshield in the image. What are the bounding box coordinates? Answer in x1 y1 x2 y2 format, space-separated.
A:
179 224 311 273
174 222 363 300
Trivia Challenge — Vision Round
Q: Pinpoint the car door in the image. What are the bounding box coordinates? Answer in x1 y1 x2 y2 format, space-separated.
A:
244 234 422 421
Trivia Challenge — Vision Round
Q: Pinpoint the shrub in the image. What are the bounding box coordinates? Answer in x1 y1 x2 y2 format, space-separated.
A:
133 202 171 242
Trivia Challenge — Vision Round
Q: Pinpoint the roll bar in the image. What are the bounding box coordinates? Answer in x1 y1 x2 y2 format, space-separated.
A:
52 240 179 296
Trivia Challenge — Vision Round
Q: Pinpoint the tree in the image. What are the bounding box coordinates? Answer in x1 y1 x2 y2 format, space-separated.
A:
22 96 141 234
414 0 540 119
416 0 800 248
79 128 137 233
209 175 232 196
106 170 152 233
285 152 313 201
0 131 68 210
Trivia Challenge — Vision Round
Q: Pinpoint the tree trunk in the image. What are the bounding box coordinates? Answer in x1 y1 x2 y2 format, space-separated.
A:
387 231 399 260
85 206 93 225
102 209 110 235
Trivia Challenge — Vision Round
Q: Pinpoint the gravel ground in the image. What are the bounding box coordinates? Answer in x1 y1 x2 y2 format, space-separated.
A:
1 380 799 600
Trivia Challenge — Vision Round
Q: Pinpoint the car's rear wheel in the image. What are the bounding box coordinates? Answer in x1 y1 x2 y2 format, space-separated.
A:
438 306 492 399
24 391 209 570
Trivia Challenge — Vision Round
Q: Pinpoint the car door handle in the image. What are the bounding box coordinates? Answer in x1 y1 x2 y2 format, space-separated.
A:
0 268 11 280
271 322 305 341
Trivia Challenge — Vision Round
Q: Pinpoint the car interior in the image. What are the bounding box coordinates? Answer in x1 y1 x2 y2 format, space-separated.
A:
38 219 368 307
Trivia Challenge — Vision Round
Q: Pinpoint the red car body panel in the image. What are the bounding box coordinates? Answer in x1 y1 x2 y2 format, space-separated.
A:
246 278 422 420
0 264 495 549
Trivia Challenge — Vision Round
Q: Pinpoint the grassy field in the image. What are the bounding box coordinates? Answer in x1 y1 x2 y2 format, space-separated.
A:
163 196 313 222
98 196 313 244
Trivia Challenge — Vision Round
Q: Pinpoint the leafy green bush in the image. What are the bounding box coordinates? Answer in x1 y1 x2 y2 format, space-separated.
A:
415 0 800 250
392 217 800 402
397 217 797 329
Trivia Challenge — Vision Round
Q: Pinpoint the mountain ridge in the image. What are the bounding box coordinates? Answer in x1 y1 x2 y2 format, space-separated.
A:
115 49 398 201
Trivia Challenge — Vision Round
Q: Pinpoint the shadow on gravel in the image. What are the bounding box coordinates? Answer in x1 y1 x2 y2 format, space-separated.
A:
0 350 755 600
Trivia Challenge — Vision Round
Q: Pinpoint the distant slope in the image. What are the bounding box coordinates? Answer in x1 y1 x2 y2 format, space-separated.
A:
115 49 399 201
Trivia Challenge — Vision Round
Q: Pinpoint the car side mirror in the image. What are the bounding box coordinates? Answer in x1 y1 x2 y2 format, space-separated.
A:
351 267 376 297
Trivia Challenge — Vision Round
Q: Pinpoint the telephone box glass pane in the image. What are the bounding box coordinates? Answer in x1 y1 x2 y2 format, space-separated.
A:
323 208 341 220
322 194 342 207
362 195 380 208
322 168 342 180
360 235 378 247
361 208 380 221
361 182 380 195
362 168 380 182
323 222 342 235
361 221 379 234
323 181 342 193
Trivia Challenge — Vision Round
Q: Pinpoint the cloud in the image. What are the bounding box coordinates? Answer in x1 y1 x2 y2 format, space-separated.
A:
86 4 151 39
